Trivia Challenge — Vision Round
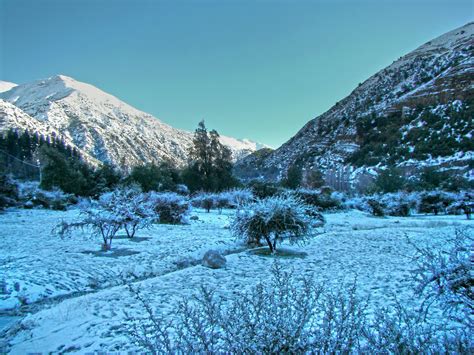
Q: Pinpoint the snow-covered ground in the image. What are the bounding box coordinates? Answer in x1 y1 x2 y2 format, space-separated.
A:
1 207 472 353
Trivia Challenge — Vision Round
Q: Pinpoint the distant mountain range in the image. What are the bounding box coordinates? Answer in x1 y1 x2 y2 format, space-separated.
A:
235 22 473 190
0 75 267 170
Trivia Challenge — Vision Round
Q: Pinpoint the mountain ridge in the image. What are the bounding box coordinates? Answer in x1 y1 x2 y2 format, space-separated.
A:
235 22 474 190
0 75 267 170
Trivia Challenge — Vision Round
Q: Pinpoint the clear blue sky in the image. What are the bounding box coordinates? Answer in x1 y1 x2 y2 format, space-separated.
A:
1 0 472 147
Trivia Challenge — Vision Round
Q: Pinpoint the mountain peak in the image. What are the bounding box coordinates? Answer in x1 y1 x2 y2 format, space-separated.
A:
46 74 129 108
0 81 18 93
1 74 266 170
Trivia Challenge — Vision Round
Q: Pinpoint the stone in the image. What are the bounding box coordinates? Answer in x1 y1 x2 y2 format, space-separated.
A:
202 250 227 269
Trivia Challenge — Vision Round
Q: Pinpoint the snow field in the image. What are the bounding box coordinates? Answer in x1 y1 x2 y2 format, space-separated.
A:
0 207 472 353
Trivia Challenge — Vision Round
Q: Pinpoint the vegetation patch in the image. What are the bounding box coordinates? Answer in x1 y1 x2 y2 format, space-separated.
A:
248 247 308 259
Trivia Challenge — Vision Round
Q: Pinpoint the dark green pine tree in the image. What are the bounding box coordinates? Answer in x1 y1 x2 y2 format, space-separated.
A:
282 163 303 189
209 129 237 191
373 166 406 193
183 121 237 192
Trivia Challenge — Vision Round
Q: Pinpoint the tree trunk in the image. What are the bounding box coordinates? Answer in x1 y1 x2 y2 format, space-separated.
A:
125 224 137 238
263 235 274 253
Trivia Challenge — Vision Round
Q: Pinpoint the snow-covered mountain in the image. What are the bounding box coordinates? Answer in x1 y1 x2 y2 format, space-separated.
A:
0 81 17 93
0 99 100 165
0 75 265 170
236 22 474 188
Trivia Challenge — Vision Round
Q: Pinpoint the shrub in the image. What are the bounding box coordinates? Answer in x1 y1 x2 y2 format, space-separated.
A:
214 194 229 212
248 180 283 199
419 191 456 215
231 195 322 252
409 228 473 326
219 188 254 209
35 189 73 210
447 191 473 219
149 192 190 224
54 200 126 250
99 186 156 238
125 263 471 353
17 181 76 210
191 193 215 212
126 162 180 192
294 188 342 211
192 189 255 212
379 192 419 217
0 175 18 210
367 199 385 217
126 264 365 353
344 192 419 217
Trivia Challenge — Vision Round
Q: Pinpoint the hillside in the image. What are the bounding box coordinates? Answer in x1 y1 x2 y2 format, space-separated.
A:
0 99 99 165
235 22 474 189
0 76 264 170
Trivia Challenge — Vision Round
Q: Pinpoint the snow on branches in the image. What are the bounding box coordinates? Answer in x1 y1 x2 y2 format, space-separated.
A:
231 194 324 252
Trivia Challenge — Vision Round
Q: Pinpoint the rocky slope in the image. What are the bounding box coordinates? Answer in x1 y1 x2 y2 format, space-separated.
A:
236 22 474 188
0 99 99 165
0 75 264 170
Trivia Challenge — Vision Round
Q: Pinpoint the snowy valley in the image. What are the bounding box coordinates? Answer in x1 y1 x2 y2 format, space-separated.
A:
0 9 473 355
1 202 472 353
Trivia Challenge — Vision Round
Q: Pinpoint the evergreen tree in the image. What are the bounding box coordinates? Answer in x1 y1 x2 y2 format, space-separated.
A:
94 163 122 192
183 121 238 192
282 163 303 189
304 169 325 189
39 145 87 194
373 166 406 193
127 162 180 192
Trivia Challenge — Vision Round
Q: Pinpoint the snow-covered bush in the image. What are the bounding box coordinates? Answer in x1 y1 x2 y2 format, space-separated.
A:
54 200 126 250
343 195 370 212
126 263 470 353
221 188 254 208
192 189 255 213
175 184 189 195
345 192 420 217
126 264 365 353
293 188 343 211
363 300 470 353
419 190 456 215
368 199 385 217
35 189 75 210
149 192 190 224
379 192 420 217
446 191 473 219
191 193 216 212
18 181 75 210
409 228 473 325
231 195 322 252
99 186 157 238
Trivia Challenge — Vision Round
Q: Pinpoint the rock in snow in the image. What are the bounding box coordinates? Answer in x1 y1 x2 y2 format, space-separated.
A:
202 250 227 269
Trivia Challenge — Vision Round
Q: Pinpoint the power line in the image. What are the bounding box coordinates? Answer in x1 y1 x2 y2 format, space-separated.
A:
0 148 40 169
